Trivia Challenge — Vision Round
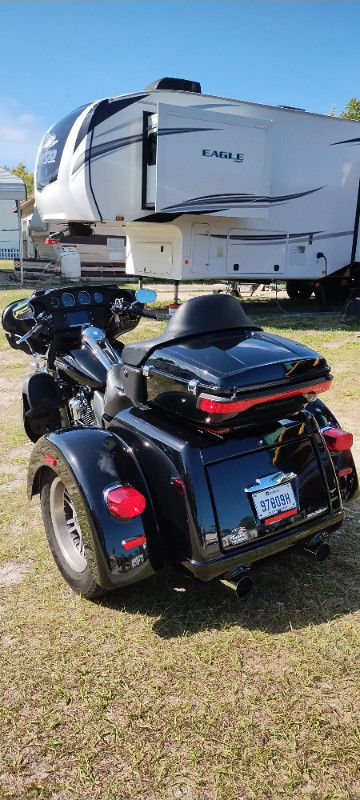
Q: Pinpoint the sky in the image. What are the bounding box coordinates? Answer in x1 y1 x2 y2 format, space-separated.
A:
1 0 360 171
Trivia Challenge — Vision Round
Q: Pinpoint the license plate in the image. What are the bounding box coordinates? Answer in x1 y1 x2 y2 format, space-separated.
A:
252 483 297 524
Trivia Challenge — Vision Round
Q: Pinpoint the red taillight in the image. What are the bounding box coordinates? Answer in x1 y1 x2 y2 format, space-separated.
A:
197 381 331 416
45 238 60 245
122 535 147 550
323 427 353 452
105 485 146 519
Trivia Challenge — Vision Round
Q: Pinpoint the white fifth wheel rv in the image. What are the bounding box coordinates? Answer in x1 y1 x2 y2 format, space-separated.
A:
35 77 360 300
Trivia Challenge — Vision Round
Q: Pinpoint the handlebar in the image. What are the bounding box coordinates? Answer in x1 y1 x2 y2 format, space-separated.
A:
17 312 52 345
140 308 159 319
111 297 160 321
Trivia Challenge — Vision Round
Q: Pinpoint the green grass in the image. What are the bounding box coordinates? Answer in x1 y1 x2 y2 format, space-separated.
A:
0 259 15 270
0 287 360 799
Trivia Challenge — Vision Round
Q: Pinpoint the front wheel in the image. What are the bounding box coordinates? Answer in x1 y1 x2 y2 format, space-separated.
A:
40 469 104 598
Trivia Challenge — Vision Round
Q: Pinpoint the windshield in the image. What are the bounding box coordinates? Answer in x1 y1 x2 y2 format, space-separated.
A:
36 105 88 192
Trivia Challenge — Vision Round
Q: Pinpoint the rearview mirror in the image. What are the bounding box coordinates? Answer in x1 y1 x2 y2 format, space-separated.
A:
135 288 157 304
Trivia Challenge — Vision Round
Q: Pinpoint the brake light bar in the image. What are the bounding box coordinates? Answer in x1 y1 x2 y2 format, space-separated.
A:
323 427 353 452
197 380 331 416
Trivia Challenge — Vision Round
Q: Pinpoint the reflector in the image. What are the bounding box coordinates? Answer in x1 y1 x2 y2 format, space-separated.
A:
105 485 146 519
44 453 57 467
337 467 353 477
122 535 147 550
323 427 353 452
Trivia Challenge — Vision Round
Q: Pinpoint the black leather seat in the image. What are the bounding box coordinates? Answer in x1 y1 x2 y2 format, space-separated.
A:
121 293 260 367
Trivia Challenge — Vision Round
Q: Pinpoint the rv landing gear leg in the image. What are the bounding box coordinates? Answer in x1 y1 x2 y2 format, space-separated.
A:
138 277 144 290
173 281 179 304
315 282 330 310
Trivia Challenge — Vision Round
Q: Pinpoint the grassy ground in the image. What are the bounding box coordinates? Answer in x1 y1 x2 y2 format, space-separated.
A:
0 287 360 799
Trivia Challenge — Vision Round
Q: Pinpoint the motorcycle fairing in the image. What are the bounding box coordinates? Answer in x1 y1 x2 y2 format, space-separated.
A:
1 284 139 356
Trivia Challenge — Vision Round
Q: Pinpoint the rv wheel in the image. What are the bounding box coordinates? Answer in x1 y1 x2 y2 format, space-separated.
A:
40 468 105 599
286 280 314 301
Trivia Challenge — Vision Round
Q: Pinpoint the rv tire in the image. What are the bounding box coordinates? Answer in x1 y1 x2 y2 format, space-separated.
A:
286 280 314 301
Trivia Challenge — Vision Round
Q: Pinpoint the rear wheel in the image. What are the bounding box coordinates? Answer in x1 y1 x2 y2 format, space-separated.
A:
40 469 104 598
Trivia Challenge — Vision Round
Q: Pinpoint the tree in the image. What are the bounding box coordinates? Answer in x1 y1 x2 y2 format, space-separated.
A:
339 98 360 121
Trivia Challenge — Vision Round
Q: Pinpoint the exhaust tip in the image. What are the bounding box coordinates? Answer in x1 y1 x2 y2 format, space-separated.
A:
235 574 254 598
304 538 330 562
314 541 330 562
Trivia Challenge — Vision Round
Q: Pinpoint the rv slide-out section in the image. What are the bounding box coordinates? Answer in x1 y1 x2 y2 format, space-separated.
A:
35 78 360 291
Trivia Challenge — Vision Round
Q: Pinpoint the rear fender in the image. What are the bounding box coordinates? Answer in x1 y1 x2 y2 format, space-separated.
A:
28 427 162 590
307 399 359 502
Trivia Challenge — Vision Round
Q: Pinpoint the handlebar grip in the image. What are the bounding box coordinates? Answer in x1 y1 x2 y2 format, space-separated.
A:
17 321 46 344
141 309 159 319
31 323 45 335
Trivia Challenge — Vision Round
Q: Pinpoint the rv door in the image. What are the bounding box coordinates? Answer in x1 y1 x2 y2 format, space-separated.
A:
142 112 158 209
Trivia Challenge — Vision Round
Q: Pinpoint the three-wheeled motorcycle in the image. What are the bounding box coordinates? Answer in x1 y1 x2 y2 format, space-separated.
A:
2 286 358 598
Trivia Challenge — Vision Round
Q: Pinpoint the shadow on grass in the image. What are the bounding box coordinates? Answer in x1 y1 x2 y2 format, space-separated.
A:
240 296 360 333
96 527 360 639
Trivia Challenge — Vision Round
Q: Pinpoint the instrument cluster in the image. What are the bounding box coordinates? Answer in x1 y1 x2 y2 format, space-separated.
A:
28 284 136 335
50 290 104 309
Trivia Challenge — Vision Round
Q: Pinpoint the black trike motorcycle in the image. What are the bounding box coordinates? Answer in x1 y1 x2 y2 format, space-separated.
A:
2 285 358 599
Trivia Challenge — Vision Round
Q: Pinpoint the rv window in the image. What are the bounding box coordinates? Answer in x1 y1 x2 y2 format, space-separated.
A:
36 105 88 192
147 132 157 166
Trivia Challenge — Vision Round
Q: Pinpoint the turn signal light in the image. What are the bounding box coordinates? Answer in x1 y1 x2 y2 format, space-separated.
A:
105 485 146 519
197 381 331 416
323 427 353 452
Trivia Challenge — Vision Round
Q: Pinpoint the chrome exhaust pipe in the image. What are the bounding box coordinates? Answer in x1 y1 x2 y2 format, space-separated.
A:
304 536 330 562
235 574 254 597
225 565 254 598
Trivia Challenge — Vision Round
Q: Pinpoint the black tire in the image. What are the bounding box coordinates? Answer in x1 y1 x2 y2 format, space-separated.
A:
286 280 314 301
40 468 104 599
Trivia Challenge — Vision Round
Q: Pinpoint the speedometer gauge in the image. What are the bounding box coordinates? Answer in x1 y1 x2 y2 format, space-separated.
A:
78 291 91 305
61 292 75 307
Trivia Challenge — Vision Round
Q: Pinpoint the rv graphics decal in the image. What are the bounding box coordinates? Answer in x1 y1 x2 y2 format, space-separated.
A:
158 127 216 137
41 132 59 150
161 187 324 214
72 125 217 177
207 230 351 246
330 137 360 146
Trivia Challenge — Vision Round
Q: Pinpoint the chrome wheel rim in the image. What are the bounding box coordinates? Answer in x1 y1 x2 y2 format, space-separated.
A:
49 477 87 572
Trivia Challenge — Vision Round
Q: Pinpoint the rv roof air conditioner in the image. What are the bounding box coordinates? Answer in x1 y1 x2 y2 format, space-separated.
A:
145 77 202 93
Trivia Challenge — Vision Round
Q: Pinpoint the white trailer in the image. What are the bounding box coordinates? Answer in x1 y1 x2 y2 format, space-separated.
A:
34 77 360 299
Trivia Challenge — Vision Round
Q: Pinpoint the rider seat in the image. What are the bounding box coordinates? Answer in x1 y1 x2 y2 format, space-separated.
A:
121 293 259 368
